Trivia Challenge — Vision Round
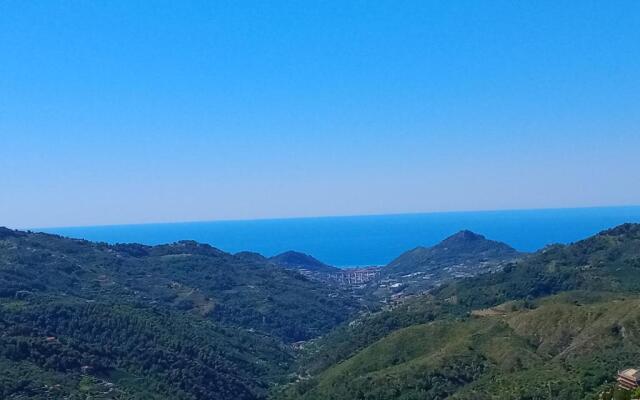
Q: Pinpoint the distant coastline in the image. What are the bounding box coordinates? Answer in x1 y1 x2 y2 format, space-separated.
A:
35 205 640 267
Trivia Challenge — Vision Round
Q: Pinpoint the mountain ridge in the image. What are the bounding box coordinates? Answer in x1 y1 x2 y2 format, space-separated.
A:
278 223 640 400
0 228 361 399
371 230 522 298
385 229 521 276
4 224 640 399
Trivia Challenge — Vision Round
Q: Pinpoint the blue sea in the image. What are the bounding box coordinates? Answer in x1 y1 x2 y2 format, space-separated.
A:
38 206 640 267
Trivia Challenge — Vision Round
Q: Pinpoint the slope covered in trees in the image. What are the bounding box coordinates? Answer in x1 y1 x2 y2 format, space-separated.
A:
0 228 359 399
277 224 640 400
371 230 522 298
278 292 640 400
384 230 521 276
0 299 289 399
0 228 358 341
4 224 640 399
268 251 339 274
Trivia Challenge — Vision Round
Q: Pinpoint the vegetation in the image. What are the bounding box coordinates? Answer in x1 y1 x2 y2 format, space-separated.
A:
4 224 640 399
0 228 358 342
276 224 640 400
0 227 359 399
0 299 289 399
277 292 640 400
268 251 340 273
435 223 640 308
371 230 522 299
384 230 521 276
601 386 640 400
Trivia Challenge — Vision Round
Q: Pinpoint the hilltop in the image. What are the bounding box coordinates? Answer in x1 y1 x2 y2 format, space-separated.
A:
435 223 640 308
372 230 522 298
385 230 521 276
268 251 340 274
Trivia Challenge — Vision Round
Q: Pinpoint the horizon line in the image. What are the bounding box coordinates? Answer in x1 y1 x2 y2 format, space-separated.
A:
25 203 640 231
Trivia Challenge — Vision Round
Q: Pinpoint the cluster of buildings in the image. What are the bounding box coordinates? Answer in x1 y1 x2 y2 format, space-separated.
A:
294 266 381 287
617 368 640 390
327 267 380 286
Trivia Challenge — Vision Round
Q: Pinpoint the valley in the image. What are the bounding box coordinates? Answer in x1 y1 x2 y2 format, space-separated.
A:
1 224 640 399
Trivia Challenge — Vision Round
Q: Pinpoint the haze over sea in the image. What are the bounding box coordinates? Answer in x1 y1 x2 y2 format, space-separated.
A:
37 206 640 267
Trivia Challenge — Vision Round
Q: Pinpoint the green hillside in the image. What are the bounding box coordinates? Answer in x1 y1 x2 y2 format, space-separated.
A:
0 299 289 399
372 230 522 299
0 228 359 399
268 251 340 274
276 224 640 400
0 228 358 342
3 224 640 399
435 223 640 308
277 292 640 400
385 230 521 277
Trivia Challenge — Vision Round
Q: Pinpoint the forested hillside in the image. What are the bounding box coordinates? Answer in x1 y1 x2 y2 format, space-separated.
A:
0 228 359 399
371 230 522 299
0 228 358 341
277 224 640 400
268 251 339 274
384 230 521 276
0 300 289 399
3 224 640 399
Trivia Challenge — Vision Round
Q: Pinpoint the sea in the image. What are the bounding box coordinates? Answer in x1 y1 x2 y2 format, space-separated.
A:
37 206 640 268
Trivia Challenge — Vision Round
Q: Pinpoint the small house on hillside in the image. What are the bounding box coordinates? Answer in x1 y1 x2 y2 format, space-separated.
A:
617 368 640 390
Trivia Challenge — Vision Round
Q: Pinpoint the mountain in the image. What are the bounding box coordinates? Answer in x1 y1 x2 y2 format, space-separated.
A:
371 230 522 299
268 251 339 273
0 228 359 399
0 231 359 342
278 224 640 400
385 230 521 276
5 224 640 400
435 223 640 308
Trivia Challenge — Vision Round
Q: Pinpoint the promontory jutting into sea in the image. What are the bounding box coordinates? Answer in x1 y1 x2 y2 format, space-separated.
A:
40 206 640 266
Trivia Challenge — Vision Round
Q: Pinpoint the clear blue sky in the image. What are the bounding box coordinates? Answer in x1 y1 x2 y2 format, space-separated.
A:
1 1 639 228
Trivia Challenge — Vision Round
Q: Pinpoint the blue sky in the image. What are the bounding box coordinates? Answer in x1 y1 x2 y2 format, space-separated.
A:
1 1 639 228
